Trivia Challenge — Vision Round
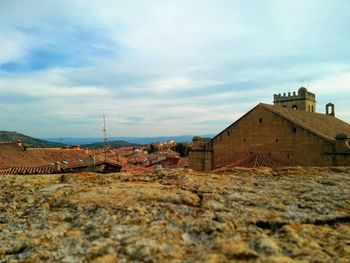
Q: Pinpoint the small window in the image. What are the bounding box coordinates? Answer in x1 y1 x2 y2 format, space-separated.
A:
311 105 314 112
293 127 297 133
287 154 290 159
227 131 230 136
259 118 262 123
275 138 279 142
243 138 246 142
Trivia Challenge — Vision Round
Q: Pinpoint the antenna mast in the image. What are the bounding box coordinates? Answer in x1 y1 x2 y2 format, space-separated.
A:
102 114 107 162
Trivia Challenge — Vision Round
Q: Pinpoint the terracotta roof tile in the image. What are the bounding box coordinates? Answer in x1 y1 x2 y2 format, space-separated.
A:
230 153 278 168
0 165 55 175
0 145 91 169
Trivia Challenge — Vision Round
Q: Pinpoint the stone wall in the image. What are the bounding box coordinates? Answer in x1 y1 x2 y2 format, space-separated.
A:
188 143 212 171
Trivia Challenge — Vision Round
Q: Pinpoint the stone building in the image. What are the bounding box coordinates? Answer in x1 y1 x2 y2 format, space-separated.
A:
189 87 350 170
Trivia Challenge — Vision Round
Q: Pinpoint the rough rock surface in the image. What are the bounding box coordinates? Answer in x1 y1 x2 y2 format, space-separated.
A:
1 167 350 262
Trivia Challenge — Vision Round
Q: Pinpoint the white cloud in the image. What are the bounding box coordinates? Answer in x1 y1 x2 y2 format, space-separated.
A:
1 0 350 137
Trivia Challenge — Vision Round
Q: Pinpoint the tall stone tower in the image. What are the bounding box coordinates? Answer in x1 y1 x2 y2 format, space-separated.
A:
273 87 316 112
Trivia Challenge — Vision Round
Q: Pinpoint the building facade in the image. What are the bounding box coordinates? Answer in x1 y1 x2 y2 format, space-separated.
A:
189 88 350 170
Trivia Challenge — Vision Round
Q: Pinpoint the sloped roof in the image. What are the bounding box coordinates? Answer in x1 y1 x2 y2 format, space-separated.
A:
261 103 350 142
0 165 55 175
0 144 91 168
115 147 134 156
230 153 278 168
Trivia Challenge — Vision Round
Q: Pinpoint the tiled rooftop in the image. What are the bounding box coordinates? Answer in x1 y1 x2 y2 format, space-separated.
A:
231 153 278 168
0 144 91 169
0 165 55 175
261 103 350 142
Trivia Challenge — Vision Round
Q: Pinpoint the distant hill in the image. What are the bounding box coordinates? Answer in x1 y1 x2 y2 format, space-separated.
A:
44 137 103 145
0 131 66 148
110 136 195 144
45 135 215 145
109 135 215 144
82 140 140 149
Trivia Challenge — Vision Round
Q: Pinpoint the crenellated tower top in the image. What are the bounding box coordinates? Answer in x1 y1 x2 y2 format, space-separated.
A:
273 87 316 112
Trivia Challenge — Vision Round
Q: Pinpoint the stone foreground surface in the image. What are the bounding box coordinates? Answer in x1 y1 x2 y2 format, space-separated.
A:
1 167 350 262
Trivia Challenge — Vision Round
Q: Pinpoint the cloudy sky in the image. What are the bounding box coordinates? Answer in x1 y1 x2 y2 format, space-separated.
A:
1 0 350 138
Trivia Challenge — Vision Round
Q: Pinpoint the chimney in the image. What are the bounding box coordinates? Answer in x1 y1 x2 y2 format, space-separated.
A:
326 103 335 116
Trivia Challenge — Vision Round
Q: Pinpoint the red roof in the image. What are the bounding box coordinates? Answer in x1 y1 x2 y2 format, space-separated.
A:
0 165 55 175
0 143 91 169
116 147 134 156
127 151 149 165
230 153 278 168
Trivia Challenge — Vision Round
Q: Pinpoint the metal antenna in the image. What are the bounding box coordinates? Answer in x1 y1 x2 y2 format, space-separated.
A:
306 77 310 89
102 114 107 162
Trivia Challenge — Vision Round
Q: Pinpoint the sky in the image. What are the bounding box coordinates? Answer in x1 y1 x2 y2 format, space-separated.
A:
1 0 350 138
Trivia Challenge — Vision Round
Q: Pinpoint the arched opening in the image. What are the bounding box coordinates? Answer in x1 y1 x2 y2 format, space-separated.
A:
292 105 297 110
326 103 335 116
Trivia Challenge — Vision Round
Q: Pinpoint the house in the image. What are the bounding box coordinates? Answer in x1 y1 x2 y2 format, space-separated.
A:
189 87 350 170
